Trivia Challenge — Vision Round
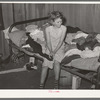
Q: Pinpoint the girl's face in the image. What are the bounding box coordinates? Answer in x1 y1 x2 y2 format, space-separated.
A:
52 18 62 28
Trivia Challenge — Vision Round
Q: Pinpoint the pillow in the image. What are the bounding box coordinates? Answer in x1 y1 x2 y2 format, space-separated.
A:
3 27 19 39
65 33 78 44
75 31 88 39
96 34 100 43
8 30 27 47
25 24 38 32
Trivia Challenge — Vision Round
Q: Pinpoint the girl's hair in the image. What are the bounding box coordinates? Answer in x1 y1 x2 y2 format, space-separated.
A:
48 11 64 22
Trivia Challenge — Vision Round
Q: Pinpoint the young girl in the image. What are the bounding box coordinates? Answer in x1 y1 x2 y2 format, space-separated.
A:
40 11 67 89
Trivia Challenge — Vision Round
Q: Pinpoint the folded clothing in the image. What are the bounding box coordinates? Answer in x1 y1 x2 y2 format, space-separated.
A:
64 48 82 57
61 54 81 65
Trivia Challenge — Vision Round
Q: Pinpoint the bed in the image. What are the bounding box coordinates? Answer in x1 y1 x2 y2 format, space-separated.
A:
61 27 100 89
6 17 49 64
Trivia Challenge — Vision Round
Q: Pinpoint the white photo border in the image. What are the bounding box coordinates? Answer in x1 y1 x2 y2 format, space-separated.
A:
0 1 100 98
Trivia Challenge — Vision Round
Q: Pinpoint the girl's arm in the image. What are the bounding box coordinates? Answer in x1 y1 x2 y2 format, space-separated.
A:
45 27 52 53
53 26 67 54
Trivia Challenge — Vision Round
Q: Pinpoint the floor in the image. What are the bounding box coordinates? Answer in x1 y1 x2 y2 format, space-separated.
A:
0 55 93 90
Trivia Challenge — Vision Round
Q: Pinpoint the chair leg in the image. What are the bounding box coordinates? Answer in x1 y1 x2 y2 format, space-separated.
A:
95 66 100 89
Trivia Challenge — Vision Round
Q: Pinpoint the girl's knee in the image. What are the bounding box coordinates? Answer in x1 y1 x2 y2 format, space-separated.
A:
54 60 60 65
42 66 49 70
54 61 60 68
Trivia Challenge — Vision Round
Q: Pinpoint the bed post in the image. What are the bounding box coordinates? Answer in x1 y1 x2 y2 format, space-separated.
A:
95 65 100 89
0 54 2 67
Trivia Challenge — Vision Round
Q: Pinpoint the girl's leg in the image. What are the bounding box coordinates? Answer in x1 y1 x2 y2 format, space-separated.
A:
40 66 49 89
54 60 61 89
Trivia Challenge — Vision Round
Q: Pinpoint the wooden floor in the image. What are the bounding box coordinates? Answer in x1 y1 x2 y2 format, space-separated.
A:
0 56 93 89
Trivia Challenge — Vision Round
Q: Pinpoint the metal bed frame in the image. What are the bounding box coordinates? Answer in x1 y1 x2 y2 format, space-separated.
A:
8 16 49 63
61 65 100 89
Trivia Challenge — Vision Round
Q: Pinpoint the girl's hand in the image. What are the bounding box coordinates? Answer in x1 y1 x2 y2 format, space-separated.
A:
49 52 52 58
49 51 55 58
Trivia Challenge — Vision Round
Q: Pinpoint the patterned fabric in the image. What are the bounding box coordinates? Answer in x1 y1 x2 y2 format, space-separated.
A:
11 51 24 64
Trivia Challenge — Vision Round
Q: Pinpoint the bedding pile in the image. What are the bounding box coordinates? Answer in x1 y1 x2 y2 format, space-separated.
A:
61 27 100 71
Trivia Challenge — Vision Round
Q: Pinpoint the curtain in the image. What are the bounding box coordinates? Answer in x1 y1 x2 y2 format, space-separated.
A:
0 31 10 59
2 3 100 33
1 3 100 58
0 4 10 59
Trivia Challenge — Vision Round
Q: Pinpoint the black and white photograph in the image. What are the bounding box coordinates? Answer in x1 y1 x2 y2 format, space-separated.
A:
1 1 100 95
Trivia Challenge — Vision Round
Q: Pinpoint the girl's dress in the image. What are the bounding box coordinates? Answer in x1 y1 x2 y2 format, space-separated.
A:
43 25 65 69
